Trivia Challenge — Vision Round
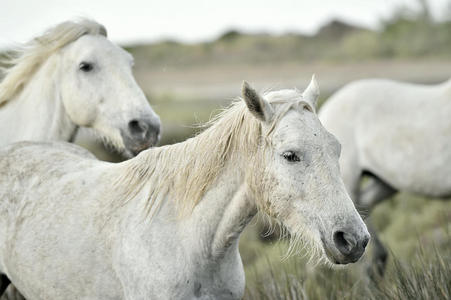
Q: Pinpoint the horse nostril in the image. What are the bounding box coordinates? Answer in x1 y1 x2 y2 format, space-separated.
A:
333 231 357 256
362 235 369 249
128 119 148 135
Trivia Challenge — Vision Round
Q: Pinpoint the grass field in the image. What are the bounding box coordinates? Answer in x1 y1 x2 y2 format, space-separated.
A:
241 193 450 299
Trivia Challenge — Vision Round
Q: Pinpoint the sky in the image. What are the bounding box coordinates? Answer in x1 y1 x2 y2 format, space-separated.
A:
0 0 449 48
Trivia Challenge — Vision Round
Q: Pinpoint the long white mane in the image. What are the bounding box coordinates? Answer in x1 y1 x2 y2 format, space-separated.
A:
0 19 107 105
116 91 310 216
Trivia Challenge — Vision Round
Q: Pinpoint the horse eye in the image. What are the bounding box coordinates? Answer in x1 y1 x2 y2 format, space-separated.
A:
282 151 300 162
79 62 93 72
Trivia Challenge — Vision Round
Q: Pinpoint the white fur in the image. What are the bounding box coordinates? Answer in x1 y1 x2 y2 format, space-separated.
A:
0 80 368 299
319 78 451 201
0 19 160 157
319 78 451 273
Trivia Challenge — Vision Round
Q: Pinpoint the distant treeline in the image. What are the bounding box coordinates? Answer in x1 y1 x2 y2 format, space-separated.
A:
126 0 451 68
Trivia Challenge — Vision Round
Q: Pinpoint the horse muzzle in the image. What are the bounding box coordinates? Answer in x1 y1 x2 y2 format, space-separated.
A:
322 226 370 265
121 118 161 157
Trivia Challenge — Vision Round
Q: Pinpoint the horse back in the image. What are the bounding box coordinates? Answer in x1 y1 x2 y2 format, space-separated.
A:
320 78 451 196
0 141 103 218
0 141 122 299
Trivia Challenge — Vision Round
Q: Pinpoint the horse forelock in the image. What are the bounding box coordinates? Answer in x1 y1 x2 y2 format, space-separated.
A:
115 95 306 218
0 18 107 105
265 89 315 112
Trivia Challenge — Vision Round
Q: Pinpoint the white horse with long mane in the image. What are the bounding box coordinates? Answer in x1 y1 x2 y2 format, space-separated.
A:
0 78 369 299
319 78 451 276
0 19 160 157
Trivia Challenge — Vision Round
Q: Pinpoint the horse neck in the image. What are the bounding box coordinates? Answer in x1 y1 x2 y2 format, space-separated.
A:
122 115 260 259
185 157 258 259
110 142 257 298
0 54 77 144
155 148 258 260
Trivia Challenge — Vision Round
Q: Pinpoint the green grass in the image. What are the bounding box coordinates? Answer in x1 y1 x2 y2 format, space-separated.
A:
244 245 450 300
240 194 451 299
150 95 229 145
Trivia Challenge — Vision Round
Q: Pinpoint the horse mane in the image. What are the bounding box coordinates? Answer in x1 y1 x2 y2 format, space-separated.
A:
0 19 107 104
116 89 308 217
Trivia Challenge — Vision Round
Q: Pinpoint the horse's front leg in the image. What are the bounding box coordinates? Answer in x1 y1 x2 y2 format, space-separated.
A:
0 284 26 300
366 220 388 280
358 174 397 278
0 274 10 296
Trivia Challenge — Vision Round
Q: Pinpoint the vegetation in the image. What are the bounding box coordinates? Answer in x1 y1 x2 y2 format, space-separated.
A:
244 245 450 300
241 194 451 299
125 0 451 69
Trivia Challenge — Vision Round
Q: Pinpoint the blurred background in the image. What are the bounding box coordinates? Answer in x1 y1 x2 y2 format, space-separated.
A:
1 0 451 298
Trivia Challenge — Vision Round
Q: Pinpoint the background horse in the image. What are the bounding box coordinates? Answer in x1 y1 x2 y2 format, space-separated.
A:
0 19 161 157
0 78 368 299
319 78 451 276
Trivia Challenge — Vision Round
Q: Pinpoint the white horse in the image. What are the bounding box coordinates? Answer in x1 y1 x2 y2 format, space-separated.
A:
0 78 369 300
0 19 161 157
319 78 451 276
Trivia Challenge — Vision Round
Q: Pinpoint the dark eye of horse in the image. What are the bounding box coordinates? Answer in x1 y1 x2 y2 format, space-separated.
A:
282 151 300 162
79 62 93 72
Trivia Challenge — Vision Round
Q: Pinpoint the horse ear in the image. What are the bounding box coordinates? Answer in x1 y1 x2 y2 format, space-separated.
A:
302 74 320 108
241 81 274 122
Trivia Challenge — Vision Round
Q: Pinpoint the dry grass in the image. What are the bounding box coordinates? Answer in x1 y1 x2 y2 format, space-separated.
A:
241 194 451 300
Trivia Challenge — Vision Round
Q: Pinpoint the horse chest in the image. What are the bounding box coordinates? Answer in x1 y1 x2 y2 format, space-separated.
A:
165 248 245 300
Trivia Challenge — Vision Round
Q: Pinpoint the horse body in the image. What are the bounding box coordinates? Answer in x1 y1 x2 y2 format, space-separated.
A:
0 80 369 299
0 142 247 299
0 20 161 157
319 78 451 274
0 142 124 299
